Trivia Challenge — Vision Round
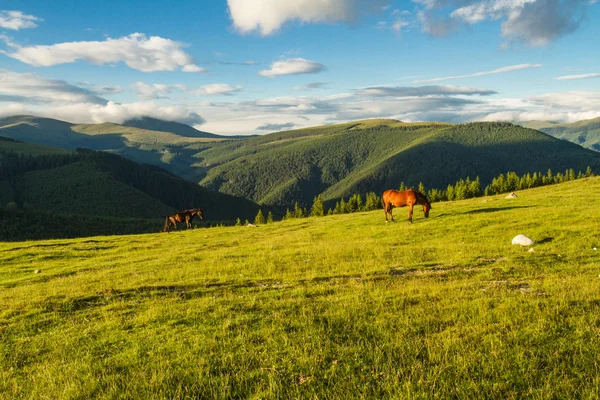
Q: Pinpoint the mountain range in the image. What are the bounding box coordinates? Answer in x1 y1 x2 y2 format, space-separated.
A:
522 117 600 152
2 115 600 212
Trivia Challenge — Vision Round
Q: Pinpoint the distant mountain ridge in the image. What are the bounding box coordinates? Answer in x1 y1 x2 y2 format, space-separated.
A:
0 115 234 181
122 116 221 139
521 117 600 152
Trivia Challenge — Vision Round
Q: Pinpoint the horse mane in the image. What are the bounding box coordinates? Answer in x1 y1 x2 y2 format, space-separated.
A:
412 189 431 206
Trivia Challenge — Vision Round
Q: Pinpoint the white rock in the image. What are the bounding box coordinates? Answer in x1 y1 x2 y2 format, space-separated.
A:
34 269 41 274
247 223 256 228
512 234 534 246
528 248 535 253
505 192 518 199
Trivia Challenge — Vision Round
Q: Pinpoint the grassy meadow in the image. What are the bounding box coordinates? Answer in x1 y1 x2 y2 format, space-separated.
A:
1 178 600 399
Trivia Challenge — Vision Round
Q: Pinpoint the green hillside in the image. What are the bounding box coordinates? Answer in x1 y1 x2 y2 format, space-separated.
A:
1 178 599 398
0 136 72 157
0 144 266 240
0 115 232 181
522 117 600 151
122 116 222 139
199 120 600 206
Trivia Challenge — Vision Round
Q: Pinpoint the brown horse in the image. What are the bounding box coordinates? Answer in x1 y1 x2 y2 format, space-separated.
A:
382 189 431 223
163 208 204 232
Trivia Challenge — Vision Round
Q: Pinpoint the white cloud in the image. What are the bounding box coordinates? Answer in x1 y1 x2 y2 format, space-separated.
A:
227 0 389 36
554 72 600 80
78 83 123 95
193 84 243 96
356 85 497 96
259 58 326 77
0 33 206 73
132 82 243 99
0 69 106 104
292 82 330 91
414 63 542 83
0 10 40 30
132 82 172 100
415 0 593 46
0 101 205 126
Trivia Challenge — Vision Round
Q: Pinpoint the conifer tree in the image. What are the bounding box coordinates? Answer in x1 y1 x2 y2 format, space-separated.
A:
254 210 265 225
267 211 274 223
235 218 241 226
310 195 325 217
294 202 305 218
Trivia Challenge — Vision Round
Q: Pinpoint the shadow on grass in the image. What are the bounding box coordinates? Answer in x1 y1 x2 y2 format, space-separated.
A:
536 237 554 244
463 206 532 215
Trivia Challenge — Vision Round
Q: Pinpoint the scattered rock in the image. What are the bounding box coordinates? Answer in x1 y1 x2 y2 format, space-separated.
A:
482 199 489 203
528 248 535 253
247 223 257 228
512 234 534 246
505 192 518 199
34 269 41 274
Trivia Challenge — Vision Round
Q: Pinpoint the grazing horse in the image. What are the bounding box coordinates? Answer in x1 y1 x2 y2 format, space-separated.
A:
163 208 204 232
382 189 431 223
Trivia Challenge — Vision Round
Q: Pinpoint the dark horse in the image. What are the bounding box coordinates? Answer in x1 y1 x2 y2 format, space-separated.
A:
382 189 431 223
163 208 204 232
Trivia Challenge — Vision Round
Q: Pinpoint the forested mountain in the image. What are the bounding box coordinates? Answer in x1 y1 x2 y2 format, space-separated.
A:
0 141 265 240
522 117 600 152
197 120 600 207
3 116 600 212
122 117 221 139
0 115 232 181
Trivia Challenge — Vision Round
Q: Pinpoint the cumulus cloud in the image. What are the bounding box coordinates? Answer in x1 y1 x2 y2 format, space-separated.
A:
0 69 107 104
356 85 496 96
415 0 593 46
0 10 40 30
414 63 542 83
259 58 326 77
227 0 389 35
78 82 123 95
193 84 243 96
132 82 243 99
0 33 206 73
554 72 600 80
0 100 206 126
292 82 330 91
132 82 172 100
256 122 297 131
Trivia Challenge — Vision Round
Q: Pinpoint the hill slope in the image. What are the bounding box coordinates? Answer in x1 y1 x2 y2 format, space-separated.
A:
0 143 266 239
122 116 221 139
1 178 599 398
0 115 232 181
198 120 600 206
522 117 600 151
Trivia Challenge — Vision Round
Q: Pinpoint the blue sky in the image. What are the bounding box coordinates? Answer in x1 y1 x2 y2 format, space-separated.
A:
1 0 599 134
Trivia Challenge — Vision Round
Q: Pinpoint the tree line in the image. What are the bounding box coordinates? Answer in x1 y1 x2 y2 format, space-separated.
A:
247 166 596 224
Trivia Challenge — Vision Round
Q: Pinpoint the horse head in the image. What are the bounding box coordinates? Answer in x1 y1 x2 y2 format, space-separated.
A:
196 208 204 220
423 202 431 218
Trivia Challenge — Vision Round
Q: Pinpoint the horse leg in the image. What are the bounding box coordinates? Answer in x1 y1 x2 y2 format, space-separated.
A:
384 201 389 222
389 204 395 222
408 204 414 224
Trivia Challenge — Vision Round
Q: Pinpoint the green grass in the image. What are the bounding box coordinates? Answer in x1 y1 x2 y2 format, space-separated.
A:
1 178 600 399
